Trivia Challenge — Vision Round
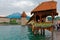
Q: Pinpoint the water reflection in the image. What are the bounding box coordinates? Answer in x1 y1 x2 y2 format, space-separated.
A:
27 26 46 40
0 25 51 40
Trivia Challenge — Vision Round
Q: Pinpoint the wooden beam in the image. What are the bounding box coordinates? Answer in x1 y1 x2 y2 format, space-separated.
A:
51 13 54 23
39 14 42 22
34 13 36 22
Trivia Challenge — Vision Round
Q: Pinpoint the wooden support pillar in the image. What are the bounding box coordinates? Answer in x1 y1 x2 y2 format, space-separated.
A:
43 28 45 36
41 28 43 35
40 14 42 22
52 13 54 23
52 27 54 40
34 13 36 22
32 25 34 32
51 12 54 40
39 14 43 35
40 28 45 36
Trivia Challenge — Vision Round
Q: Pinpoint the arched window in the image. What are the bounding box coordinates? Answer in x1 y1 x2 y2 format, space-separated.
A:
36 15 40 22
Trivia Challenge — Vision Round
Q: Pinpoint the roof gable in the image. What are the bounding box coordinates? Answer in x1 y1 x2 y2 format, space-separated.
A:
32 1 57 12
21 11 27 17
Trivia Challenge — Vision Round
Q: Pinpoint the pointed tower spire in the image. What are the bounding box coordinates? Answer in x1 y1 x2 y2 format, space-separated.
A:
21 11 27 17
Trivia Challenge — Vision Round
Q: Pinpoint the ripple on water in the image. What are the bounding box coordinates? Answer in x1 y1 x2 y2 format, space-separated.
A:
0 25 51 40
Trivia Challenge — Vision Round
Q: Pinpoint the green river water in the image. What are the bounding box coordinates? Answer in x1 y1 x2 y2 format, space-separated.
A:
0 25 51 40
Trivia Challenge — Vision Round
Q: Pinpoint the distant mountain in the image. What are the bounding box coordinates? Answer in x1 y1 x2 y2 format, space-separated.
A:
7 12 21 19
26 16 30 20
6 12 30 20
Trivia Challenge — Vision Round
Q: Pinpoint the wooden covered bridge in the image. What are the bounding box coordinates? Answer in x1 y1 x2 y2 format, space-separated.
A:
27 0 58 40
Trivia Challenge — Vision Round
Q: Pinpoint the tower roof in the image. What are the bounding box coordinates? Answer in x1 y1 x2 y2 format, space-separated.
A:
31 1 57 12
21 11 27 17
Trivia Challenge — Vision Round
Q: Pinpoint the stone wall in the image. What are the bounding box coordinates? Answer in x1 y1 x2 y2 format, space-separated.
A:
0 18 10 23
20 18 28 25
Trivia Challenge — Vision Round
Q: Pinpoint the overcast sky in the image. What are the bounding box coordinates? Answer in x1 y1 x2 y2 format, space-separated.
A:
0 0 60 16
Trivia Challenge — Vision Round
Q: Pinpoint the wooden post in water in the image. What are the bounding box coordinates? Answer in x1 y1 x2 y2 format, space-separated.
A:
40 15 43 35
51 26 54 40
43 28 45 36
51 12 54 40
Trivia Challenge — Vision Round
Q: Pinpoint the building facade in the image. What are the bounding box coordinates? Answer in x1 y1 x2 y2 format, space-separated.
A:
20 11 28 25
0 17 10 23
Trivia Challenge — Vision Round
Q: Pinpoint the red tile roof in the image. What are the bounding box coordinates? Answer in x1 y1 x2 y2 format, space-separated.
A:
21 11 27 17
0 16 6 18
31 1 57 12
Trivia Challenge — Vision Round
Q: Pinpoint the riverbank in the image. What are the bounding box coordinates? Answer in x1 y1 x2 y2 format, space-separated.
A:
0 24 20 26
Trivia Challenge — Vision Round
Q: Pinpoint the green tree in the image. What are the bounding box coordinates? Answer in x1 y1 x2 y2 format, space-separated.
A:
10 19 18 24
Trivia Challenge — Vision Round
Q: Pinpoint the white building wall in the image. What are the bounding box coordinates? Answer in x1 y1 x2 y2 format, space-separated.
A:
21 18 28 25
0 18 10 23
16 19 21 24
46 17 49 22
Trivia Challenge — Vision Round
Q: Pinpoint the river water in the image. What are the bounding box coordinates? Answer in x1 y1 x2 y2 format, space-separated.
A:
0 25 51 40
